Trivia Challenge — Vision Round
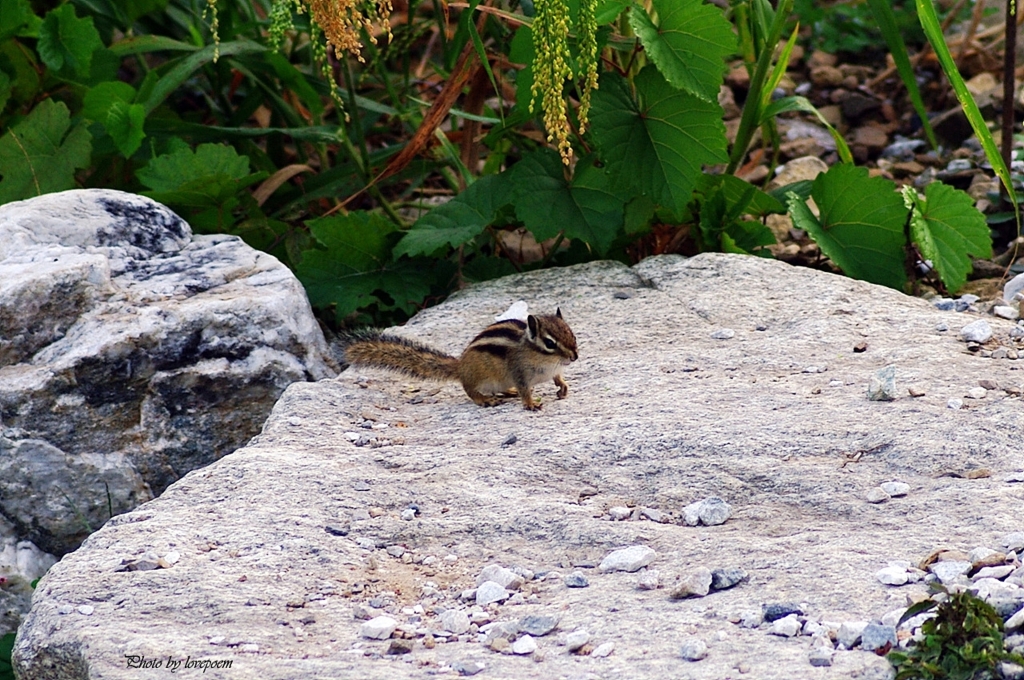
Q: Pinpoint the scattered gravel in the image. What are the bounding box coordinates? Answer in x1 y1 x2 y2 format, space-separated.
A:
710 567 748 591
683 497 732 526
475 581 510 606
476 564 524 590
564 571 589 588
360 616 397 640
762 602 803 622
875 566 909 586
339 529 1023 674
440 609 471 635
860 623 897 652
670 567 713 599
928 560 973 584
598 545 656 573
867 365 898 401
565 629 590 652
769 614 802 637
636 569 661 591
679 637 708 661
511 634 537 655
519 614 558 637
961 319 994 343
880 481 910 497
865 487 891 504
836 621 869 648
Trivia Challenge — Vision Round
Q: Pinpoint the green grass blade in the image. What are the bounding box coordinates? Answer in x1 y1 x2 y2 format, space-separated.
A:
762 24 799 109
916 0 1019 232
866 0 938 149
763 95 853 164
726 0 794 173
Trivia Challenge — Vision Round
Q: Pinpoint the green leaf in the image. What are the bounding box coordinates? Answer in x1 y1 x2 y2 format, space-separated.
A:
510 149 625 256
904 182 992 293
589 67 728 216
917 0 1018 232
83 81 141 147
83 81 137 121
393 174 513 258
0 0 34 41
137 143 251 192
629 0 736 101
0 39 40 105
0 71 10 113
696 173 784 216
37 5 103 77
762 96 853 164
106 101 146 158
142 40 265 114
595 0 631 24
0 99 92 205
725 219 776 255
509 26 535 115
108 35 201 57
786 164 908 290
297 212 433 319
726 0 794 173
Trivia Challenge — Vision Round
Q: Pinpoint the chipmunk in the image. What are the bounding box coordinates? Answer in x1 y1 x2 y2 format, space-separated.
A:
341 309 578 410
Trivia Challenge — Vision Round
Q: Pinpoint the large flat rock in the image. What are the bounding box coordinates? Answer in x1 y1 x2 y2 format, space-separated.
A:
14 253 1024 679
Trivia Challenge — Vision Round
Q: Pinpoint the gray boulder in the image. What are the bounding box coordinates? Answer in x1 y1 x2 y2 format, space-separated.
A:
12 253 1024 679
0 189 336 564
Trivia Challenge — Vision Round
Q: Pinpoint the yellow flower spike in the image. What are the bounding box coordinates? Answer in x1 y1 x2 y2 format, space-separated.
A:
529 0 599 164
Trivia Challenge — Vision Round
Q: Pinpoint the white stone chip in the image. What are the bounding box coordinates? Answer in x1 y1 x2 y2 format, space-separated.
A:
598 545 656 573
360 615 397 639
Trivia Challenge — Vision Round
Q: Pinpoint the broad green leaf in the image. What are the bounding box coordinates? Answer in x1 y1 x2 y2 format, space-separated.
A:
393 174 513 258
1 40 40 104
37 5 103 77
903 182 992 293
624 194 657 234
0 0 34 41
83 81 136 121
106 101 146 158
510 150 625 256
786 164 908 290
725 219 776 256
589 67 728 215
297 212 433 319
115 0 169 22
137 143 251 192
509 26 534 115
696 173 785 216
596 0 631 24
0 71 10 113
628 0 736 101
0 99 91 205
917 0 1018 232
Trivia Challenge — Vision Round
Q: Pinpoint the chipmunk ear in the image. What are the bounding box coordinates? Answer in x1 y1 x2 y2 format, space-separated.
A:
556 307 563 319
527 314 539 339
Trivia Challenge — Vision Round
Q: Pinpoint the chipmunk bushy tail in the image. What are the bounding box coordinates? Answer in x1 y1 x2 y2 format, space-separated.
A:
340 329 459 381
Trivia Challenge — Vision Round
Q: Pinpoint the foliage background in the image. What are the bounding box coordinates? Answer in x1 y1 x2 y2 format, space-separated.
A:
0 0 1001 332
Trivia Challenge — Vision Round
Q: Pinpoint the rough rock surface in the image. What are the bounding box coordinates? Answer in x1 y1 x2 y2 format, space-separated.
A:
13 253 1024 679
0 190 335 569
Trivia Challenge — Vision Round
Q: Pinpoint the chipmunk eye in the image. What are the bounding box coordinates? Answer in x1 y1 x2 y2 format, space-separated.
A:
543 338 557 350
